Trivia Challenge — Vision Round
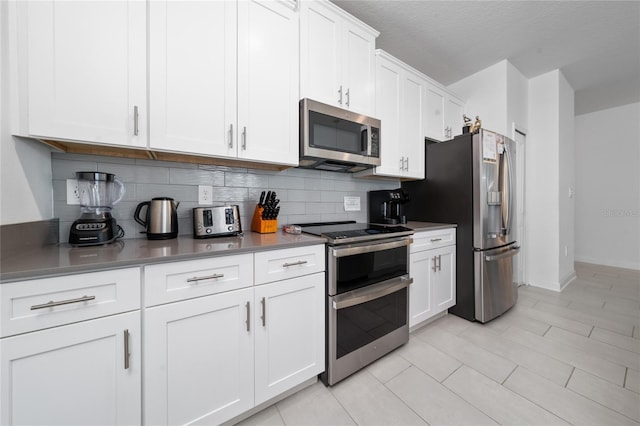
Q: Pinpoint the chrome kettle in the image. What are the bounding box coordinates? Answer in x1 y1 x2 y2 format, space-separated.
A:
134 197 180 240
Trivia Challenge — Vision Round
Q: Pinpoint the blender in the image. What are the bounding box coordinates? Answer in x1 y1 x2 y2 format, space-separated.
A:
69 171 125 246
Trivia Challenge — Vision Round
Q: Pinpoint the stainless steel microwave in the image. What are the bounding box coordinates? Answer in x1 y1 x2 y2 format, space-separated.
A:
299 98 381 173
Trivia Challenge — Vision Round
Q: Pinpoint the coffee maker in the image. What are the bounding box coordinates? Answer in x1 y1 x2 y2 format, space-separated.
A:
368 189 410 224
69 171 125 246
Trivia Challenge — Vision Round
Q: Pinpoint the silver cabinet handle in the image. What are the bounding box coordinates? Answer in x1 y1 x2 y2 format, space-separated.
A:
405 157 409 171
186 273 225 283
283 260 307 268
437 254 442 271
432 256 437 272
133 105 139 136
346 88 350 107
399 157 404 171
30 295 95 310
260 297 266 327
430 238 442 242
229 124 234 149
245 301 251 332
124 329 130 370
338 85 343 105
242 126 247 150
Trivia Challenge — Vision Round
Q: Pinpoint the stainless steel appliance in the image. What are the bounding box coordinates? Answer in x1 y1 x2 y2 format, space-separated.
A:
299 98 381 172
403 129 519 323
68 171 125 246
193 206 242 238
299 221 413 385
368 189 410 224
134 197 180 240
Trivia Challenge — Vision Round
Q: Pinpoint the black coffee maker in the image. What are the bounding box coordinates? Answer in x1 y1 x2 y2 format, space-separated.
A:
368 189 410 224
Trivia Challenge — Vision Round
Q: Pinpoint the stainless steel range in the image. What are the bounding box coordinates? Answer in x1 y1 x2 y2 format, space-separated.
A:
299 222 414 385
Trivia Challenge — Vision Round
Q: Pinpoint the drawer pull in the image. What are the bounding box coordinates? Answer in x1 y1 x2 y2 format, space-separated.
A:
282 260 307 268
186 273 225 283
430 238 443 242
30 295 96 310
261 297 266 327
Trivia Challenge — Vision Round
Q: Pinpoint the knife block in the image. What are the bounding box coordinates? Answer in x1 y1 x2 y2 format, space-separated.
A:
251 205 278 233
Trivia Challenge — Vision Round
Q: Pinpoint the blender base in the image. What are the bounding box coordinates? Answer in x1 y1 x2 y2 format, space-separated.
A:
69 217 121 246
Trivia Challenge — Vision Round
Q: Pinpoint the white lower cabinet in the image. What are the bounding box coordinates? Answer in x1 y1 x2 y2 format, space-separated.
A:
254 273 325 405
409 228 456 327
0 268 142 426
143 247 325 425
0 311 141 425
144 287 255 425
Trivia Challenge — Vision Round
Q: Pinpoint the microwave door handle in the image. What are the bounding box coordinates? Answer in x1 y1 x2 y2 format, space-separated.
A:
361 125 370 155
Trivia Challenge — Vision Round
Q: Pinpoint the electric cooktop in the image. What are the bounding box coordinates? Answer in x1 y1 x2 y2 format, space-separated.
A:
297 221 413 244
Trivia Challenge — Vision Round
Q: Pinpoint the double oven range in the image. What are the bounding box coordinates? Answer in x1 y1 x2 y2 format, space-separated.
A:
299 222 414 386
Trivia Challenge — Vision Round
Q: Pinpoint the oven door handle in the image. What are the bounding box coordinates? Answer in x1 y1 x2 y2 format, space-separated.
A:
330 238 413 258
332 275 413 310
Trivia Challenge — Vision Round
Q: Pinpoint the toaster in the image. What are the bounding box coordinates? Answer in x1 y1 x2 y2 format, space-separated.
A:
193 206 242 238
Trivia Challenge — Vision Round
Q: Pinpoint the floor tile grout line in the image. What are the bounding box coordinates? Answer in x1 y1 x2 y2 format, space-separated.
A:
564 366 575 388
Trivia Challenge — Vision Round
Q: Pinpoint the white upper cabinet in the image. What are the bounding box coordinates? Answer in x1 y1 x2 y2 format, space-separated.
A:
424 83 466 141
149 0 237 157
150 0 299 166
357 50 425 180
11 0 146 147
300 0 378 116
237 0 299 165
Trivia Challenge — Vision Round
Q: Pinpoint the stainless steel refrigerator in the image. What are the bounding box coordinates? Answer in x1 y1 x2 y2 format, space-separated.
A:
402 129 520 322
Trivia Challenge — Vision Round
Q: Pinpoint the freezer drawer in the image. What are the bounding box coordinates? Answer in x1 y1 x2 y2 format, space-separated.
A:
474 244 520 323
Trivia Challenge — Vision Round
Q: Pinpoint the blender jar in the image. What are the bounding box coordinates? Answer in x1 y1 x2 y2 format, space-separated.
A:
76 171 125 216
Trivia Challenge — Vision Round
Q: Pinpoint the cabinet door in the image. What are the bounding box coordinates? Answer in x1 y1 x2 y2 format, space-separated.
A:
20 0 146 147
402 70 426 179
144 288 254 426
149 0 236 157
254 272 325 405
300 1 342 108
432 245 456 311
342 25 376 115
372 55 402 177
0 312 141 425
409 250 433 328
237 0 299 166
446 95 465 140
424 84 446 141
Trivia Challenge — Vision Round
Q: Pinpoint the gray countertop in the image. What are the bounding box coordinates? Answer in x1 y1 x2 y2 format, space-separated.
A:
0 231 326 283
0 222 455 283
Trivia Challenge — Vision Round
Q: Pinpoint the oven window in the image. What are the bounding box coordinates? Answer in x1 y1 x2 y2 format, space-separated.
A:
336 287 407 359
335 245 407 294
309 110 366 154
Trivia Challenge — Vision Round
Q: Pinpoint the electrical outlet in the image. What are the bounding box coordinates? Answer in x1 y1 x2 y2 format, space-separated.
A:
198 185 213 205
66 179 81 205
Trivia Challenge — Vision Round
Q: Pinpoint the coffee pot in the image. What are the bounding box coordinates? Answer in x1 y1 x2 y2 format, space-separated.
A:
134 197 180 240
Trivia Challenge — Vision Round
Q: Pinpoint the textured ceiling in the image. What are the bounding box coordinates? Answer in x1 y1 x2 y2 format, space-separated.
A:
332 0 640 115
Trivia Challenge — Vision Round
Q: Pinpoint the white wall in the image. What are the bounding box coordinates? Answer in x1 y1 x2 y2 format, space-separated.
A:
448 60 508 136
0 1 54 225
526 70 576 290
575 102 640 270
558 72 575 282
506 62 528 136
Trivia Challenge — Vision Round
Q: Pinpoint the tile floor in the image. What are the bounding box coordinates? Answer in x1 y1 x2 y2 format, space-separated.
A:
237 262 640 425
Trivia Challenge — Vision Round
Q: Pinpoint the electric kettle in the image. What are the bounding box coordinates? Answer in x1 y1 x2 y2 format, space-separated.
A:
134 197 180 240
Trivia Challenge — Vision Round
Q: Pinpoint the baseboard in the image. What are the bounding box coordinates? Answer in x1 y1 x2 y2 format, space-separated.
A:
559 270 577 291
575 255 640 271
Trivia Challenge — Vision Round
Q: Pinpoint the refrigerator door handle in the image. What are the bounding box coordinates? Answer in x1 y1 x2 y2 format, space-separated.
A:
485 245 520 262
502 142 514 236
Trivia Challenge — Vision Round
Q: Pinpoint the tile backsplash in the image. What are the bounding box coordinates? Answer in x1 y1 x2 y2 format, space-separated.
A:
52 153 399 242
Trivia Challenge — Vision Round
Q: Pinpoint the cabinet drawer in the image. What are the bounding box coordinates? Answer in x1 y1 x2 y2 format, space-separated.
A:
411 228 456 253
1 268 141 338
144 254 254 306
254 245 325 285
